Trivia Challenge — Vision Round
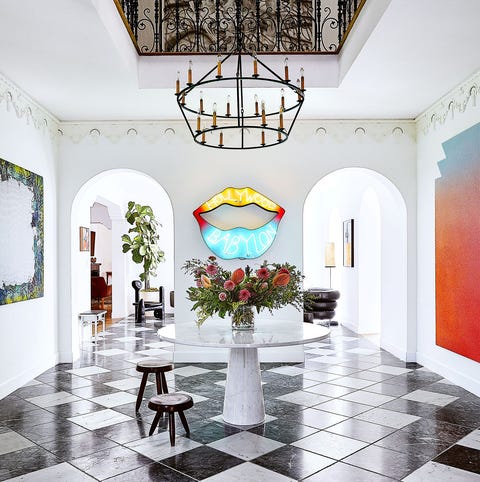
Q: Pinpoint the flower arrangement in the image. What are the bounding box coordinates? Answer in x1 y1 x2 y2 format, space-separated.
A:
182 256 306 326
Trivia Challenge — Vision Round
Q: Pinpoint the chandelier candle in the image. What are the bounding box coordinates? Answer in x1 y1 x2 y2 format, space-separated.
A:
284 58 289 81
226 96 231 117
261 100 266 126
212 103 217 128
217 54 222 77
187 60 193 84
300 68 305 91
279 106 284 130
281 88 285 109
253 55 258 77
254 95 259 116
176 72 180 94
199 91 204 113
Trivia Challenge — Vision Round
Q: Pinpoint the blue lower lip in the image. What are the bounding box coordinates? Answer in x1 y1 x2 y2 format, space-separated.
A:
201 220 279 259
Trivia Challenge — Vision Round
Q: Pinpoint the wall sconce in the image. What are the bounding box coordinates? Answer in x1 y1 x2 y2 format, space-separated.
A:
325 242 336 288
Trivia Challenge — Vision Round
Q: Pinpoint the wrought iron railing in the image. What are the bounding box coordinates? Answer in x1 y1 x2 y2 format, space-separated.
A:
116 0 365 54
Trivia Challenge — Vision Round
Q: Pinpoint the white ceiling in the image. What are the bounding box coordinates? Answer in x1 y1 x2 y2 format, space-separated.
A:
1 0 479 121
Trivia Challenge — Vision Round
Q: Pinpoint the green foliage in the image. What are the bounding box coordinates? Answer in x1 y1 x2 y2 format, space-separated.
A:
182 257 306 326
122 201 165 289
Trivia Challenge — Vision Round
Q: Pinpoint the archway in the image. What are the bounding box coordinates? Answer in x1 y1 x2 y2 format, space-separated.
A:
71 169 174 357
303 168 408 358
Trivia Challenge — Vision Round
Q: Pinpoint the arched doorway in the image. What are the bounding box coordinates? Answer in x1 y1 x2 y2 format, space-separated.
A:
303 168 408 358
71 169 174 356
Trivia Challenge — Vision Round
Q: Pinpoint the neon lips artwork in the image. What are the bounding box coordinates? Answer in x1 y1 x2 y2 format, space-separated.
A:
193 187 285 260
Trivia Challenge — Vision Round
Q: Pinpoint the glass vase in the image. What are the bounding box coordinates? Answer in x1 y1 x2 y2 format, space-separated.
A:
231 305 255 330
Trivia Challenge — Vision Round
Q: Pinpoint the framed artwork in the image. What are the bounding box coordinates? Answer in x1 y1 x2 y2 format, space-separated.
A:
435 123 480 362
79 227 90 251
0 158 44 305
343 219 354 267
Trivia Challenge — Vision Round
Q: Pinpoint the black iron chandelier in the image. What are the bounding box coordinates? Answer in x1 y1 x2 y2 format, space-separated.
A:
175 3 305 150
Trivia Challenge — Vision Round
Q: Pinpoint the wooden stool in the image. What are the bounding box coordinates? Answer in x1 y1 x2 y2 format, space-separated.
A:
135 359 173 411
148 393 194 445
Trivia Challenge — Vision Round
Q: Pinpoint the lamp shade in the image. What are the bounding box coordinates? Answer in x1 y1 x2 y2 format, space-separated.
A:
325 242 336 267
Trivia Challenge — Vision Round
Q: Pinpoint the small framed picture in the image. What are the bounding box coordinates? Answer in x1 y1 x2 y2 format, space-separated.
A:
343 219 354 267
79 226 90 252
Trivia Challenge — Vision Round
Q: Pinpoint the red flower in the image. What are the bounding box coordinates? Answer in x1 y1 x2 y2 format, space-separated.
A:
278 268 290 275
206 264 218 276
272 272 290 287
218 292 227 301
208 256 216 261
238 289 251 301
224 280 235 291
256 267 270 280
231 268 245 285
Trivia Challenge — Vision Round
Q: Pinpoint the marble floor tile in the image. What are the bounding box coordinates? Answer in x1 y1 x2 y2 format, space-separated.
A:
208 431 284 461
126 431 202 460
302 371 341 382
329 376 376 389
315 398 372 417
292 430 368 459
113 336 143 342
286 407 348 429
370 365 413 375
326 417 396 443
253 444 335 480
433 444 480 475
66 366 110 377
404 461 480 481
304 348 337 356
203 461 296 481
134 348 173 357
304 383 355 398
94 348 130 356
0 446 61 480
26 391 82 408
173 366 211 377
128 327 154 332
401 388 459 407
88 392 138 408
267 366 312 376
0 431 34 455
67 408 133 430
345 347 380 355
303 461 394 481
339 390 395 406
144 341 174 348
458 429 480 450
209 413 277 426
162 445 244 480
343 444 430 479
276 390 331 407
355 407 420 428
70 445 151 480
308 356 349 365
248 418 318 444
4 461 97 481
22 379 43 387
104 377 152 391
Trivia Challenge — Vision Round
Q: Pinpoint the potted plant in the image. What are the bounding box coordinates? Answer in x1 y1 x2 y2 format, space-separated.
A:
122 201 165 301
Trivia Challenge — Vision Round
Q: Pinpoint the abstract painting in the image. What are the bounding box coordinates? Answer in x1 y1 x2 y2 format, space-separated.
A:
0 158 44 305
79 226 89 252
435 122 480 362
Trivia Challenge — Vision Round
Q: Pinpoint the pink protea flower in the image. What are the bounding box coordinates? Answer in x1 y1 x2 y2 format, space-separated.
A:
238 289 251 301
218 292 227 301
201 274 212 288
224 280 235 291
206 264 218 276
231 268 245 284
196 280 202 287
260 282 268 290
278 267 290 275
256 267 270 280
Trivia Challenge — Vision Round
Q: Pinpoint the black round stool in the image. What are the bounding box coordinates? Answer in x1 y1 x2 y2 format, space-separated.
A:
148 393 194 445
135 359 173 411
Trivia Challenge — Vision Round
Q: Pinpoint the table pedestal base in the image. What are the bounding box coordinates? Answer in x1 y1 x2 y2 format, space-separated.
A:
223 347 265 426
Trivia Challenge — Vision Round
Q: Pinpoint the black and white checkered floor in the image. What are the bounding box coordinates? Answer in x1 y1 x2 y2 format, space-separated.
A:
1 316 479 481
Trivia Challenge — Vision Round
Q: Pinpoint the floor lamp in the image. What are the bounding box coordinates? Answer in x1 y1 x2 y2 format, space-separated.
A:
325 242 336 289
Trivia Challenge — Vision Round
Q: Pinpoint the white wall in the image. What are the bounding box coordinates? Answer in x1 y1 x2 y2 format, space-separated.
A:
0 78 58 398
416 74 480 396
90 224 112 278
57 120 417 363
304 167 409 359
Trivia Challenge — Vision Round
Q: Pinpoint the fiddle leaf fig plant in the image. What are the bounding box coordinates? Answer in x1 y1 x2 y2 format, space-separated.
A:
121 201 165 290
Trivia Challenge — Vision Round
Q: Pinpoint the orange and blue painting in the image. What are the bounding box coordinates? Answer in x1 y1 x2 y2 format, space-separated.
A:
435 123 480 362
0 158 44 305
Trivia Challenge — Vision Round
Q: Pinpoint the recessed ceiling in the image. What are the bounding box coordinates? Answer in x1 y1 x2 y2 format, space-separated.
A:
0 0 479 121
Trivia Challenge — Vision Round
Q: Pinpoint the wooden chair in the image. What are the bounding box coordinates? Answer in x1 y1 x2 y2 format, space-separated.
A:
91 276 112 309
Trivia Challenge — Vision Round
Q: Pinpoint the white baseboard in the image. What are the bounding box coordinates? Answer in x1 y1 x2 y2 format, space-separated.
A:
417 352 480 397
0 353 59 399
380 339 416 362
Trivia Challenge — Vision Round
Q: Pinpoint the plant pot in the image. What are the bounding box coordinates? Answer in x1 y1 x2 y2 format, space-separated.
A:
141 289 160 303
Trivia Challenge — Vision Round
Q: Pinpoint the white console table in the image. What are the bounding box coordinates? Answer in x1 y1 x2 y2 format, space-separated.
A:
158 320 329 426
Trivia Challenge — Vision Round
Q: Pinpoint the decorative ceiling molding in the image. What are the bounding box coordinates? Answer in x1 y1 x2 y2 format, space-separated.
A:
0 73 59 138
417 69 480 136
59 119 415 144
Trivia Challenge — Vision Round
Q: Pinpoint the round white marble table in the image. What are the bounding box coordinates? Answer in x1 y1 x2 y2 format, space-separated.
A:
157 320 329 426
